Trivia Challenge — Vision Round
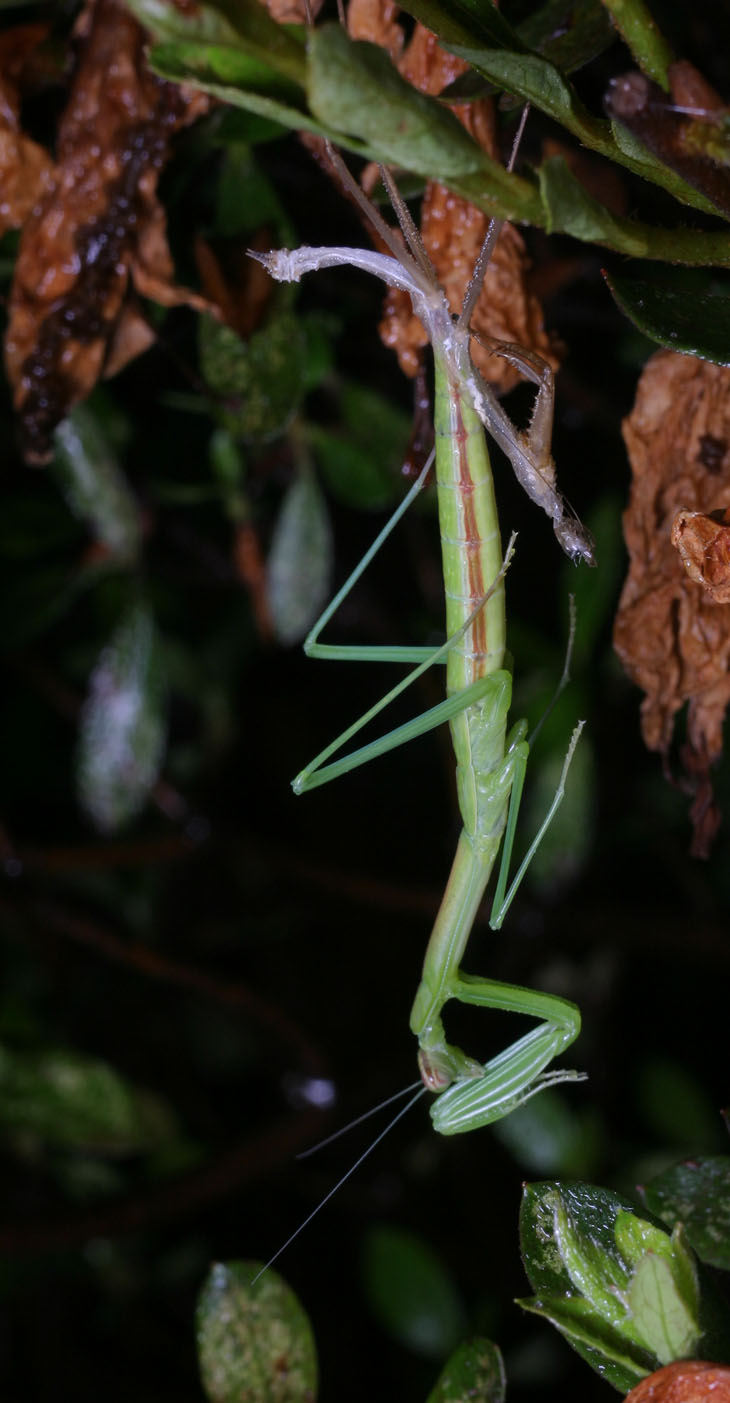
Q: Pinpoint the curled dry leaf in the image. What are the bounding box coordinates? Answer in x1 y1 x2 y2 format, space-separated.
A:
614 350 730 856
671 507 730 604
0 26 56 238
347 1 560 390
624 1361 730 1403
4 0 212 465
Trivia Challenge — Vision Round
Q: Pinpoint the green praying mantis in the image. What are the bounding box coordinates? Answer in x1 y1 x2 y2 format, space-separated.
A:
252 143 594 1144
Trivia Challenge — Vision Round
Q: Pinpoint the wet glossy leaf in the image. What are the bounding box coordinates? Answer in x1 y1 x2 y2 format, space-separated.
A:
425 1337 505 1403
200 309 306 442
77 604 166 833
519 1182 730 1390
644 1158 730 1270
361 1224 466 1359
605 271 730 366
197 1260 317 1403
518 1292 653 1385
0 1044 176 1152
53 406 142 564
266 466 333 645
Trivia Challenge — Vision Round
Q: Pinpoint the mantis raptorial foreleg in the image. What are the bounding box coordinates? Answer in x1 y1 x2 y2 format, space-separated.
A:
254 144 592 1137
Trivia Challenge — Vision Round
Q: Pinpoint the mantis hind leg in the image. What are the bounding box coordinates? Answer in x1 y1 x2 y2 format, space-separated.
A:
489 599 581 928
294 538 517 793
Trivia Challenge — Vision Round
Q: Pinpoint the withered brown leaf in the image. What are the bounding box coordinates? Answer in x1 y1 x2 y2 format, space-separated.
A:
0 26 56 238
671 506 730 603
614 350 730 856
4 0 212 465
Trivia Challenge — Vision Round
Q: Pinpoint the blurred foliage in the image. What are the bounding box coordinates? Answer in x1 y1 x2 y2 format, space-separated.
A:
3 2 730 1402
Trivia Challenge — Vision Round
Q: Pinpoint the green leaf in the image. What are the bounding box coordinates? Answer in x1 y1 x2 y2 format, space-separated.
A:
199 308 306 442
52 407 142 565
129 0 306 84
0 1044 176 1153
307 25 485 179
361 1224 466 1359
215 143 290 238
518 0 616 74
77 604 166 833
447 46 587 128
517 1292 652 1385
425 1337 506 1403
448 45 719 216
492 1087 599 1177
605 270 730 366
402 0 522 47
150 40 304 107
644 1158 730 1270
309 382 410 510
125 0 240 45
519 1181 730 1389
148 41 325 144
538 156 649 255
627 1253 699 1365
266 465 333 646
197 1261 318 1403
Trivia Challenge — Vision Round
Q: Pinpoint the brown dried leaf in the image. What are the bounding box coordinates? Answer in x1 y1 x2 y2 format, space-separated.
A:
349 7 560 390
614 350 730 855
624 1362 730 1403
671 506 730 603
0 25 56 238
4 0 212 465
346 0 404 59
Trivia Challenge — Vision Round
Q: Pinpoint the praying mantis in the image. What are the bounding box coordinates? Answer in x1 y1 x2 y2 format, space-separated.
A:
252 145 594 1140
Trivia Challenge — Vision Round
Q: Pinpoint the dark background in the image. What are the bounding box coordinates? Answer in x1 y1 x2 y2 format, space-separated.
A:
2 2 730 1399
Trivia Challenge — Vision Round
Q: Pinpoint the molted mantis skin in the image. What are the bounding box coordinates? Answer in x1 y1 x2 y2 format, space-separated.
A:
252 177 589 1136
